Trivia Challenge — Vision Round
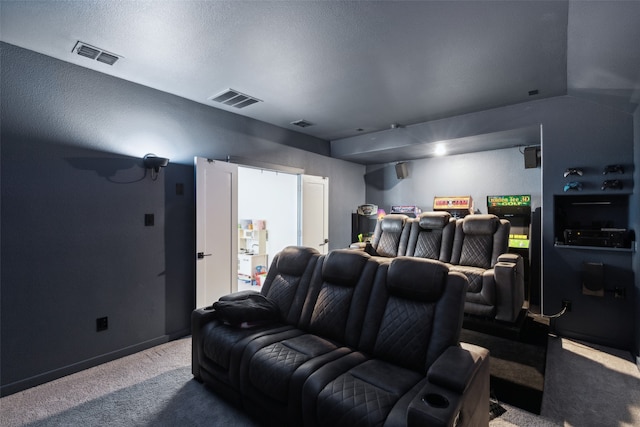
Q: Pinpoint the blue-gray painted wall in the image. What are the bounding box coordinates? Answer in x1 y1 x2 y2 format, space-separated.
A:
540 98 634 350
633 105 640 369
0 42 366 395
365 146 541 214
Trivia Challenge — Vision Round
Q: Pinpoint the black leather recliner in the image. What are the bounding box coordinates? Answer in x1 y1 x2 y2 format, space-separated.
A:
351 214 411 258
192 245 321 405
447 214 524 322
353 212 525 323
405 211 456 262
192 246 490 427
238 249 379 425
301 257 489 427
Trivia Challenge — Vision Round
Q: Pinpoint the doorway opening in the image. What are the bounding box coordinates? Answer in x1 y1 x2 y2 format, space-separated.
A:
237 167 298 291
195 157 329 307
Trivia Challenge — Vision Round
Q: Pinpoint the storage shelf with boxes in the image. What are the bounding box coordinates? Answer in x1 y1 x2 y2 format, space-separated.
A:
238 219 268 287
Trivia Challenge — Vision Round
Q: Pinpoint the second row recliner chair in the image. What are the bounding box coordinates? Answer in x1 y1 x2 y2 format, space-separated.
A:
353 212 525 323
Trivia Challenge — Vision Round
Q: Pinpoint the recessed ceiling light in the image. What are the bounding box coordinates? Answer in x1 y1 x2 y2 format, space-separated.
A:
434 143 446 156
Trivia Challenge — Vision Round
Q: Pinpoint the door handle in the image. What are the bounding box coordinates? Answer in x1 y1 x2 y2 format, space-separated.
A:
197 252 212 259
319 239 329 246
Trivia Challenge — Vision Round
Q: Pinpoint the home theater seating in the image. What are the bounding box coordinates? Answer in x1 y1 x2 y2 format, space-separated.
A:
192 246 490 427
358 212 525 323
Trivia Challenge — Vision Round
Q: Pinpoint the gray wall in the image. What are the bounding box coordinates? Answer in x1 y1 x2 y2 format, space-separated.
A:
541 98 634 350
0 42 365 395
365 146 541 213
634 105 640 369
1 140 168 391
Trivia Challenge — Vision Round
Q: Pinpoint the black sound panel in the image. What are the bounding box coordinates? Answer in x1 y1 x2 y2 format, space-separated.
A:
524 147 539 169
395 162 408 179
582 262 604 297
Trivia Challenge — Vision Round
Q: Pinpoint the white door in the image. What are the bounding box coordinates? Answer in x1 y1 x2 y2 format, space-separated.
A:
299 175 329 254
195 157 238 308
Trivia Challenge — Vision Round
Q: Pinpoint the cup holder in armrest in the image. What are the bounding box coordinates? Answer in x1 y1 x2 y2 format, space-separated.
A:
422 393 449 408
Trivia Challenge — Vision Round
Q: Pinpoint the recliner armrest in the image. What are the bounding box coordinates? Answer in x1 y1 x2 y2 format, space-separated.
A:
191 307 218 380
218 289 260 302
408 344 490 427
427 345 489 393
497 253 520 265
493 253 525 322
407 382 463 427
191 307 218 330
350 242 379 256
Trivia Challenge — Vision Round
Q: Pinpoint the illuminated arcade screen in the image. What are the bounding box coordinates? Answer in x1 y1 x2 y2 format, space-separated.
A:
487 195 531 249
487 194 531 207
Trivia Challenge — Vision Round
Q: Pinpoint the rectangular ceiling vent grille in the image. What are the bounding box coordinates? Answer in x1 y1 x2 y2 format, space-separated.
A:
208 89 262 109
72 41 120 66
291 119 313 128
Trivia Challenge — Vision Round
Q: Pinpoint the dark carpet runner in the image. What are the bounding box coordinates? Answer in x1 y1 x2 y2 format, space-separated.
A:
460 313 549 415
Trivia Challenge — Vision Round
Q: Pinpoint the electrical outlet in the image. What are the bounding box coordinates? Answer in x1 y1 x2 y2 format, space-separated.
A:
562 300 572 312
144 213 154 226
96 316 108 332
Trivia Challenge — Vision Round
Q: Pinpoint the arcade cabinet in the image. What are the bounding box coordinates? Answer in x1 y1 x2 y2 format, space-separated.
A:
433 196 473 218
487 195 537 304
351 204 382 244
389 205 421 218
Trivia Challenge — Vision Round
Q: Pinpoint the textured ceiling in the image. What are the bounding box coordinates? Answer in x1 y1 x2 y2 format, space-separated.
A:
1 1 639 163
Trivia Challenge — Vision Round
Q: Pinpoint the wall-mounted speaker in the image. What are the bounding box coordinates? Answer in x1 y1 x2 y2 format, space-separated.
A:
582 262 604 297
395 162 408 179
524 147 540 169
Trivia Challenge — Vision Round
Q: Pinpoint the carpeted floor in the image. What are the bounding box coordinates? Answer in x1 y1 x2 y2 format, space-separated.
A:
0 334 514 426
2 332 638 426
460 314 549 414
0 337 259 427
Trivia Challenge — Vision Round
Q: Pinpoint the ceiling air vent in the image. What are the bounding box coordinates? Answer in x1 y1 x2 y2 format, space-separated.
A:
291 119 313 128
72 41 120 66
208 89 262 109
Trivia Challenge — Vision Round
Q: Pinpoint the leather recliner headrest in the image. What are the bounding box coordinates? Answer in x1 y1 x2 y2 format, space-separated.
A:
418 212 451 230
387 257 448 301
462 214 499 235
322 249 370 286
380 215 407 233
276 246 319 275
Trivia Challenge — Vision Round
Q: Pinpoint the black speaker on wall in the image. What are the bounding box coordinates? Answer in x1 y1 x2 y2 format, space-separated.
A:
395 162 408 179
582 262 605 297
524 147 540 169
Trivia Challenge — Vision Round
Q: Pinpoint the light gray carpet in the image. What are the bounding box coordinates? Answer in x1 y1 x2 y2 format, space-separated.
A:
0 337 258 427
1 335 639 426
541 336 640 426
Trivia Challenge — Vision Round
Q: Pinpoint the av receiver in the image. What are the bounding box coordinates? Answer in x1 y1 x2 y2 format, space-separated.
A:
563 229 633 248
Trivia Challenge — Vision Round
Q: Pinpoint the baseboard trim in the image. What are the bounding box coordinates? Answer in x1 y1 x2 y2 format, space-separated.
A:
552 327 632 352
167 328 190 341
1 335 169 397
